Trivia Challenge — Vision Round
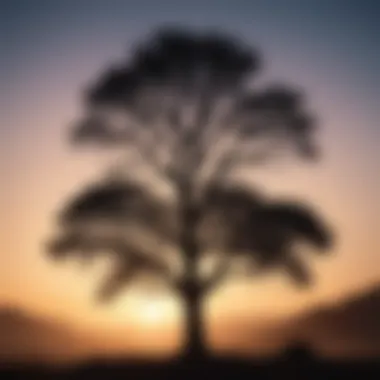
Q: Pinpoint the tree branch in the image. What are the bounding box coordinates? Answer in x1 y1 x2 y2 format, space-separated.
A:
202 255 232 294
108 238 180 288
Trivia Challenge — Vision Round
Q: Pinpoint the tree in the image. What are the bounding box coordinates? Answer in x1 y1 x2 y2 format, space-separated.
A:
47 27 333 359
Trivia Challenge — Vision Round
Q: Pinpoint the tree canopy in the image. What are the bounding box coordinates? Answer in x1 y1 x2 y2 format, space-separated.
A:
47 27 333 357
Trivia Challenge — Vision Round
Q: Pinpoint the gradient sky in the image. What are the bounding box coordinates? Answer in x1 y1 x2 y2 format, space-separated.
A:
1 0 379 349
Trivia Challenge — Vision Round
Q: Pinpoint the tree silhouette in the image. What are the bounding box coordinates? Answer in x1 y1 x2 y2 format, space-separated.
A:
47 27 333 358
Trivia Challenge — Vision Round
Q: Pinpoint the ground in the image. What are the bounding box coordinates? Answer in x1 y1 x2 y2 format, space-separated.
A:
2 354 380 380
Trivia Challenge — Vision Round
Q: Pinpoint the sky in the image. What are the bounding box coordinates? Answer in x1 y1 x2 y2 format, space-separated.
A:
1 0 379 352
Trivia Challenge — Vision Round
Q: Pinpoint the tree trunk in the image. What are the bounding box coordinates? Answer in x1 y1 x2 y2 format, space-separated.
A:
178 181 207 359
183 285 206 359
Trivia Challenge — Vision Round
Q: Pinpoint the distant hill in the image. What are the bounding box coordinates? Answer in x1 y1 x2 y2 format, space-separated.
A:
0 306 170 366
285 284 380 358
0 307 95 365
217 283 380 359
